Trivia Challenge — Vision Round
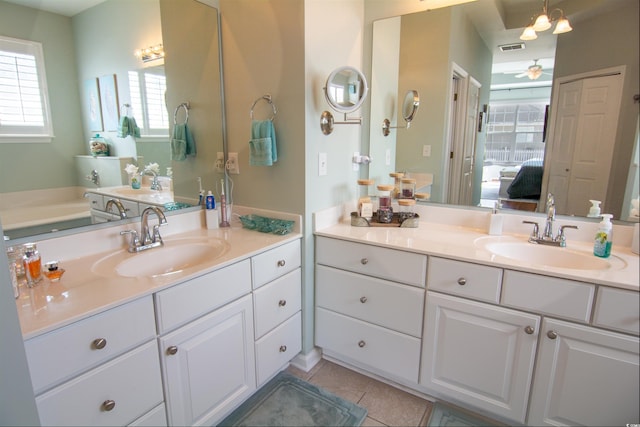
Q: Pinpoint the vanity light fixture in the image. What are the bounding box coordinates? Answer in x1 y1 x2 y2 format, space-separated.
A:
134 44 165 63
520 0 572 41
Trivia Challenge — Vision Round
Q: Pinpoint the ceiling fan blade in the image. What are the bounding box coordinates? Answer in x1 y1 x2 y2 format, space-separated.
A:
515 72 528 78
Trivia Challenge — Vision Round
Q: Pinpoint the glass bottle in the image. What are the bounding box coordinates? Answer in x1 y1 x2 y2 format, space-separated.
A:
389 172 404 199
376 184 394 223
400 178 416 199
6 246 20 298
357 179 376 212
22 243 42 287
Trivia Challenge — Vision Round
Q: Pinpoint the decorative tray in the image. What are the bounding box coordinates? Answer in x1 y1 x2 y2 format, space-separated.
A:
239 214 294 235
350 212 419 228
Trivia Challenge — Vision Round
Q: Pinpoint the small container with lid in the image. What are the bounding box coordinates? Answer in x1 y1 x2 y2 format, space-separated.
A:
22 243 42 287
389 173 404 198
357 179 377 211
376 184 394 223
400 178 416 199
397 199 416 224
89 134 109 157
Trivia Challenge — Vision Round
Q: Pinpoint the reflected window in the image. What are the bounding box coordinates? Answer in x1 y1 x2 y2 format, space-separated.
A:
0 36 53 143
128 69 169 136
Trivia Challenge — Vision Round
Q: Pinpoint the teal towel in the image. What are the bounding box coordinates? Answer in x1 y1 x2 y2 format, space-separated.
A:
117 116 141 138
171 123 196 161
249 120 277 166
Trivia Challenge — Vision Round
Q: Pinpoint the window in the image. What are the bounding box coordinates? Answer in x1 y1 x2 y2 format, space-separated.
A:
0 36 53 142
485 102 547 164
128 69 169 137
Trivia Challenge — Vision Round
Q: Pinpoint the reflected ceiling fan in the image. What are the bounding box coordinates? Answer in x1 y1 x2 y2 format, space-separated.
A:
513 59 552 80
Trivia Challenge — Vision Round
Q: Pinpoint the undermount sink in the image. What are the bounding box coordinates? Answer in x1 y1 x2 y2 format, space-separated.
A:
475 236 626 271
91 237 229 278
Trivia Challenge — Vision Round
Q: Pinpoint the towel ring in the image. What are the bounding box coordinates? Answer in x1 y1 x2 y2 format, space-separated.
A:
174 102 190 125
250 94 277 121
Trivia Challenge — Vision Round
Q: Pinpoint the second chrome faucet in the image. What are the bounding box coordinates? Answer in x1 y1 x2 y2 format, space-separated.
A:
523 193 578 247
121 206 167 253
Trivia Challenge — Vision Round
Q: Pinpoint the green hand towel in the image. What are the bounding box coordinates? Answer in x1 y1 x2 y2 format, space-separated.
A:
171 123 196 161
249 120 277 166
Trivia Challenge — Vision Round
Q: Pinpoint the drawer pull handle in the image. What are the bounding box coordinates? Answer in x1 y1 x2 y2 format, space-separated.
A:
358 340 366 348
279 345 287 353
167 346 179 355
547 330 558 340
360 258 368 265
278 299 287 307
457 278 467 286
92 338 107 350
277 260 286 267
360 296 368 303
524 326 535 335
102 400 116 411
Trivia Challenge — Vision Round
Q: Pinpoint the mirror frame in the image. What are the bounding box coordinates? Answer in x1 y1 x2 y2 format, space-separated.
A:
324 66 369 114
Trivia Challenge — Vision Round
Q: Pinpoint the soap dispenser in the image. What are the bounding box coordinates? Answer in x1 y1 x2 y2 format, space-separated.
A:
587 200 601 217
593 214 613 258
488 201 503 236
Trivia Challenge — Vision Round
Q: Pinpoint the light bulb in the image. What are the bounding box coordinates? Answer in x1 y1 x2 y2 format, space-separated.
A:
533 14 551 31
520 26 538 41
553 17 573 34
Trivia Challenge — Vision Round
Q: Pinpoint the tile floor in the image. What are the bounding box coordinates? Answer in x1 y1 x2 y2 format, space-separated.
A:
287 359 505 427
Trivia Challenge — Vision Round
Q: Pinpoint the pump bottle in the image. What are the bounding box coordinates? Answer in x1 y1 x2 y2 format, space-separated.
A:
593 214 613 258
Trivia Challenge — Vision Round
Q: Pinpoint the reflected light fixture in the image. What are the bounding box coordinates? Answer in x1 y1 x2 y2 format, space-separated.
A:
520 0 572 41
134 44 165 63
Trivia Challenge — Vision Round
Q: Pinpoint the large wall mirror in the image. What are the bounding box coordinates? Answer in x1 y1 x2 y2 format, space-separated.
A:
0 0 226 241
367 0 639 222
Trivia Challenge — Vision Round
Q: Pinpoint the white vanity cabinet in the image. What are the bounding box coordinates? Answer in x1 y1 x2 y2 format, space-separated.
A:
315 236 427 384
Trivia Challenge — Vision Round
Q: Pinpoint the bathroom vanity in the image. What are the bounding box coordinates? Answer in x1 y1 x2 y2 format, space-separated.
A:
314 205 639 427
15 209 302 426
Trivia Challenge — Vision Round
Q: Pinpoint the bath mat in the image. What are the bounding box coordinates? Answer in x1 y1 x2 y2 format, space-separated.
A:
428 402 502 426
219 371 367 426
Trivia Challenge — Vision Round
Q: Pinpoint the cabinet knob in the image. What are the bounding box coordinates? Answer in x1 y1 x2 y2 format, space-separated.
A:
457 278 467 286
358 340 366 348
102 400 116 412
167 345 179 355
279 345 287 353
277 259 286 267
92 338 107 350
360 258 368 265
278 299 287 307
524 325 535 335
547 330 558 340
360 296 368 303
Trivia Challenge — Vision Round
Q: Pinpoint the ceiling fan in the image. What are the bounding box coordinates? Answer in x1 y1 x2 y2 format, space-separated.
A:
513 59 552 80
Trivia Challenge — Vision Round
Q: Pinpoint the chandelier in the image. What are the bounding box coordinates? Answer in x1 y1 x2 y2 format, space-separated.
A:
520 0 572 41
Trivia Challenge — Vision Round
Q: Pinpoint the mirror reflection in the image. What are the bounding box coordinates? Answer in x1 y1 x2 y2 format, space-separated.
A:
367 0 639 222
0 0 225 241
382 90 420 137
324 66 369 113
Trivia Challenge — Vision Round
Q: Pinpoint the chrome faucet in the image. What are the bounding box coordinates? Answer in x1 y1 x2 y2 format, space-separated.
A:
141 168 162 191
86 169 100 186
522 194 578 247
543 193 556 240
105 198 127 219
120 206 167 253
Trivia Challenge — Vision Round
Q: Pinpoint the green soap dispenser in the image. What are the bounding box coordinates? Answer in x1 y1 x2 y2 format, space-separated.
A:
593 214 613 258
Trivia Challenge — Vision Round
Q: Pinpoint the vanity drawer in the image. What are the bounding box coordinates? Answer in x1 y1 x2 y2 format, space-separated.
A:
501 270 595 322
593 287 640 335
25 296 156 395
316 265 424 337
155 259 251 333
252 240 301 289
316 236 427 287
316 307 421 383
36 340 163 427
255 311 302 386
120 198 140 217
86 192 105 211
129 403 167 427
427 257 502 303
253 268 301 339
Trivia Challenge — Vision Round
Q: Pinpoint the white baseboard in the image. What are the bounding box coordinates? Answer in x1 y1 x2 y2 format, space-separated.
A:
289 347 322 372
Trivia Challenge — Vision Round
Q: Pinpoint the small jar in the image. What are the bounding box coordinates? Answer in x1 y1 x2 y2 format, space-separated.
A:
415 192 430 203
357 179 376 210
22 243 42 287
376 184 394 223
398 199 416 224
389 172 404 198
400 178 416 199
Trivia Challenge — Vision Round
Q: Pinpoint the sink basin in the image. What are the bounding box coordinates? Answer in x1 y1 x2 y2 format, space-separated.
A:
92 237 229 278
475 236 626 271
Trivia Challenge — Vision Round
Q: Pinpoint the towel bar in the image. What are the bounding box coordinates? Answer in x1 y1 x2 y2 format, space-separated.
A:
250 94 277 121
173 102 190 125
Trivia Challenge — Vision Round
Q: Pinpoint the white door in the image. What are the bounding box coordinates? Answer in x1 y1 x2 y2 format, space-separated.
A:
420 292 540 424
528 318 639 426
460 78 480 206
160 295 256 426
542 70 623 215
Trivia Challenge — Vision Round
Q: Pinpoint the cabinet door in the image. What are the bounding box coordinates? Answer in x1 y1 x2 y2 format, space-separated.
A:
421 292 540 424
528 318 639 426
160 295 256 427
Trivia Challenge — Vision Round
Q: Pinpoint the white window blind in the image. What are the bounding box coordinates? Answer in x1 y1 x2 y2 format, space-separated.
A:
127 69 169 137
0 36 53 142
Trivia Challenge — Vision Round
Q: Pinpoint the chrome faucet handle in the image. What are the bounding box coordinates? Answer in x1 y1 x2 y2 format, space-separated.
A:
152 224 165 245
522 220 540 241
120 229 140 252
557 225 578 247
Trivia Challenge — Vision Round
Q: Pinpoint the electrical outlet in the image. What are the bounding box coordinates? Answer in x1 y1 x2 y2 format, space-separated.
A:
422 144 431 157
215 152 225 173
227 152 239 174
318 152 327 176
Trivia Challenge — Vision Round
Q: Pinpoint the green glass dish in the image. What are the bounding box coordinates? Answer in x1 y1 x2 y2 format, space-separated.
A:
239 214 294 235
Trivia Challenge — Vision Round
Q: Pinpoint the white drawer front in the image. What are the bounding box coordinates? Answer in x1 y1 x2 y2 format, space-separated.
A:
25 296 156 394
120 199 140 217
252 240 301 289
316 236 427 287
36 341 164 427
86 193 105 211
501 270 595 322
155 259 251 333
253 268 301 339
317 265 424 337
316 307 421 383
255 311 302 386
428 257 502 303
593 287 640 335
128 404 167 427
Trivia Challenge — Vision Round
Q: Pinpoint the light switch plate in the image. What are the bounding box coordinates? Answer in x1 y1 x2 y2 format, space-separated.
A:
319 152 327 176
422 145 431 157
215 152 225 173
227 152 239 174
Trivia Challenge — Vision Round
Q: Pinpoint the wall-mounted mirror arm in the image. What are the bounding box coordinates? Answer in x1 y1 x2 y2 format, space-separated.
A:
320 111 362 135
382 90 420 137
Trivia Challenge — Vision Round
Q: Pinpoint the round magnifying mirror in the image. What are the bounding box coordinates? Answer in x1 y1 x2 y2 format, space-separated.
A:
402 90 420 125
324 66 369 113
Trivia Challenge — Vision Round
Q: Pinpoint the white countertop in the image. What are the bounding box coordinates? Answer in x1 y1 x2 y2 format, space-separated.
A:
314 206 639 293
16 209 302 339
